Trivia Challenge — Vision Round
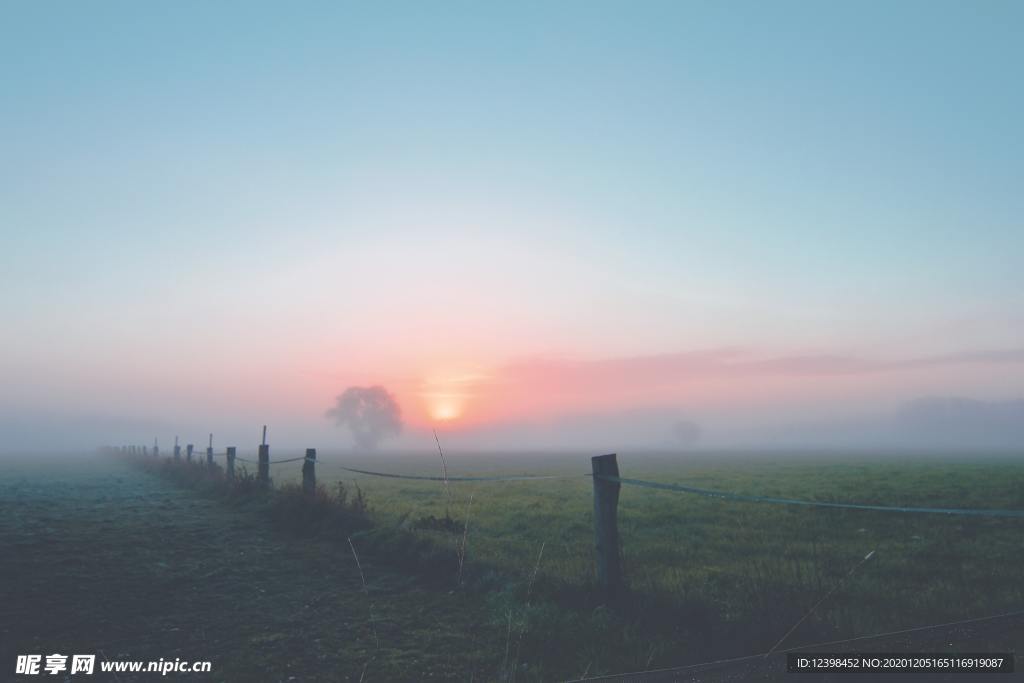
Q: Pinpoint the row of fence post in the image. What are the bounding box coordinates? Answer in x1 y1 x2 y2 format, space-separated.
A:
116 445 156 456
110 442 624 600
111 434 319 496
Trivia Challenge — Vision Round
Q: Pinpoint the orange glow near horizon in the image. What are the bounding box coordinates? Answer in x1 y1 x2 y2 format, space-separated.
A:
416 369 491 425
425 392 464 422
305 348 1024 438
411 366 507 423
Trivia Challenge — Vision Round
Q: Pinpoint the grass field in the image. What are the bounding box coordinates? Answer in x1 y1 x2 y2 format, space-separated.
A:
0 455 503 681
267 449 1024 667
4 450 1024 681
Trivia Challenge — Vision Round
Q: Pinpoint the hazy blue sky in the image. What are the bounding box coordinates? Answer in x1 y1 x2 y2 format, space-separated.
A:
2 1 1022 451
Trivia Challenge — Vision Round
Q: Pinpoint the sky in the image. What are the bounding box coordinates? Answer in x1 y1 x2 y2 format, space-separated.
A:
1 1 1022 452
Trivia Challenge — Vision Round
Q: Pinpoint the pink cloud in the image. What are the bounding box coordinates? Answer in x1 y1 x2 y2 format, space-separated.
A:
452 346 1024 426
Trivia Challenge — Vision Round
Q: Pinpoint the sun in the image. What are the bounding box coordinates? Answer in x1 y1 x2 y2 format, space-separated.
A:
430 399 462 422
420 367 488 424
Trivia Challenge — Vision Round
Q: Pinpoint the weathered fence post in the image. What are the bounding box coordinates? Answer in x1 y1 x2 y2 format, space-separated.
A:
206 433 214 467
258 425 269 487
591 453 623 600
226 446 236 479
173 436 181 461
303 448 316 495
186 444 194 462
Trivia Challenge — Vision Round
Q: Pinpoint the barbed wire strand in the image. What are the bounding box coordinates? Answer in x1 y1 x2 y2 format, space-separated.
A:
334 465 588 483
597 474 1024 518
131 450 1024 517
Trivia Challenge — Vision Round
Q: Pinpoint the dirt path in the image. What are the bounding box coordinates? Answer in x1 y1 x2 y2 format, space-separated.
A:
0 456 500 681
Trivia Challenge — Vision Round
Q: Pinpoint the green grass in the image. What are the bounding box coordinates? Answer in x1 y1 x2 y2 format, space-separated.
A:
267 450 1024 666
7 450 1023 681
0 455 502 682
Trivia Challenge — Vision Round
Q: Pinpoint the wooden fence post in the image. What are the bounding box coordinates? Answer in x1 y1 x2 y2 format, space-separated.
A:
226 447 236 479
186 444 194 462
303 448 316 495
591 453 623 600
258 435 269 487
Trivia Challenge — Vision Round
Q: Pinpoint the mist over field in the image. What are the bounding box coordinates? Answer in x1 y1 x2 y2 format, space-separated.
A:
3 394 1022 454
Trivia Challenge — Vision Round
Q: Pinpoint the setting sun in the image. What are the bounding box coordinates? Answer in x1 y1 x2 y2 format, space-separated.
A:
419 369 490 424
423 389 466 423
430 401 461 422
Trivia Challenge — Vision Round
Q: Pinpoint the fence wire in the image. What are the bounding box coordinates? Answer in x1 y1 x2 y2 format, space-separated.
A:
596 474 1024 518
232 457 1024 518
116 447 1024 519
334 465 588 483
